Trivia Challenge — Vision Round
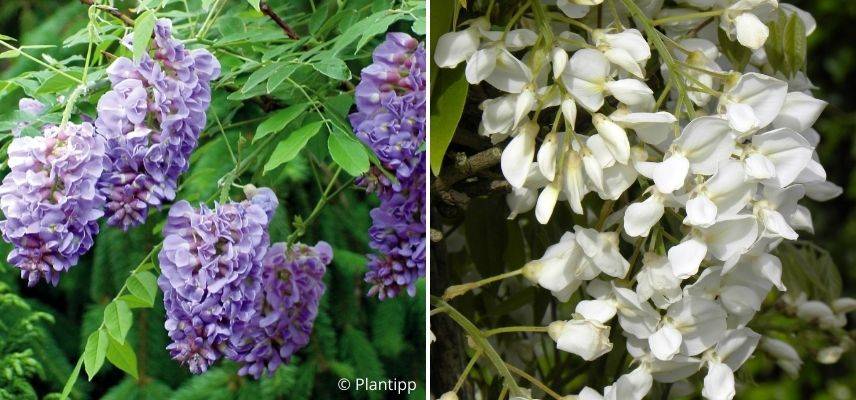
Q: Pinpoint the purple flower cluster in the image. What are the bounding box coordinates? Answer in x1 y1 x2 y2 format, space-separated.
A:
0 122 107 286
157 197 270 374
96 18 220 230
349 32 426 299
235 241 331 378
158 187 332 376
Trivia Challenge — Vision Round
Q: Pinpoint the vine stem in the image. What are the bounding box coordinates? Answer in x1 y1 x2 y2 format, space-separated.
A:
442 268 523 300
286 166 344 245
483 326 549 337
431 297 524 396
259 1 300 40
652 9 725 26
452 349 482 393
0 40 83 84
505 363 563 400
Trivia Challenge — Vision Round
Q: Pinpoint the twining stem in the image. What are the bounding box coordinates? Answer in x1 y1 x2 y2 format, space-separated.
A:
452 349 483 393
505 363 563 400
79 0 135 26
652 9 726 26
483 326 549 337
431 297 524 396
442 268 523 300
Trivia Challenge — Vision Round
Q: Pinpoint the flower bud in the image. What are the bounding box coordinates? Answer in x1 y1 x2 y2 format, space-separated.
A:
439 392 459 400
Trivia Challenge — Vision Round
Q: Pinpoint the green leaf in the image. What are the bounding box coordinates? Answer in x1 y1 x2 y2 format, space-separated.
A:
783 12 807 77
126 271 158 307
311 55 351 80
263 121 324 173
266 63 299 93
83 329 109 380
255 103 310 143
133 10 156 61
328 125 369 176
717 28 751 71
0 49 20 59
246 0 261 11
243 62 281 94
104 300 133 344
36 71 82 94
106 338 138 379
429 65 467 175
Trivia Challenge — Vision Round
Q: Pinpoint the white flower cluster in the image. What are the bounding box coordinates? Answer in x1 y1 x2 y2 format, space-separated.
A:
435 0 850 399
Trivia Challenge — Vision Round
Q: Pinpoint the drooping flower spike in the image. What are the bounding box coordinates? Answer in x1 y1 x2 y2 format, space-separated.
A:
96 18 220 230
0 122 107 286
350 32 426 300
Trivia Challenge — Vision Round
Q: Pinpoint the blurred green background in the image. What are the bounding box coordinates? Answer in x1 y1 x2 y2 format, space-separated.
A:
0 1 425 399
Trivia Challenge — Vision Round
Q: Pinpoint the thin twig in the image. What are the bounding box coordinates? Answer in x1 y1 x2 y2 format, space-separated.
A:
79 0 135 26
259 1 300 40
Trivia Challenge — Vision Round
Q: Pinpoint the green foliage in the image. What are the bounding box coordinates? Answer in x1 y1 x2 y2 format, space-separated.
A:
0 0 425 398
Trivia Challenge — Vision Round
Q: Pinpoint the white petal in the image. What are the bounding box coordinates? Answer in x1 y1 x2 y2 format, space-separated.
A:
668 237 708 279
702 361 735 400
561 98 578 130
593 114 630 164
506 187 537 219
576 299 618 324
562 49 610 112
744 153 777 180
725 73 788 128
536 181 561 224
557 0 591 18
434 28 480 68
611 367 653 400
480 96 516 135
552 48 569 80
625 194 665 237
562 151 587 214
604 29 651 62
675 116 735 175
789 205 813 234
760 209 798 240
555 319 613 361
465 47 498 84
684 194 718 227
773 91 827 132
606 79 654 109
703 215 759 261
649 325 683 360
668 296 727 356
716 328 761 370
537 131 559 181
504 29 537 50
485 49 532 93
583 153 605 192
734 12 769 50
726 103 760 133
653 154 689 193
780 3 816 35
501 122 538 188
611 111 677 145
604 48 644 79
754 128 813 187
514 89 536 129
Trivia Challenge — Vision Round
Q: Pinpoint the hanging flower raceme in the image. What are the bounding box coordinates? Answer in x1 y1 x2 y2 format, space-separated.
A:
350 32 426 300
434 1 849 399
0 122 107 286
157 191 271 374
96 18 220 230
233 240 332 378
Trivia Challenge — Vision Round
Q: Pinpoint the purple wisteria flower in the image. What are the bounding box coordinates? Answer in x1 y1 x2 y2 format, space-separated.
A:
349 32 426 300
0 122 107 286
233 241 332 378
96 18 220 230
157 193 271 374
